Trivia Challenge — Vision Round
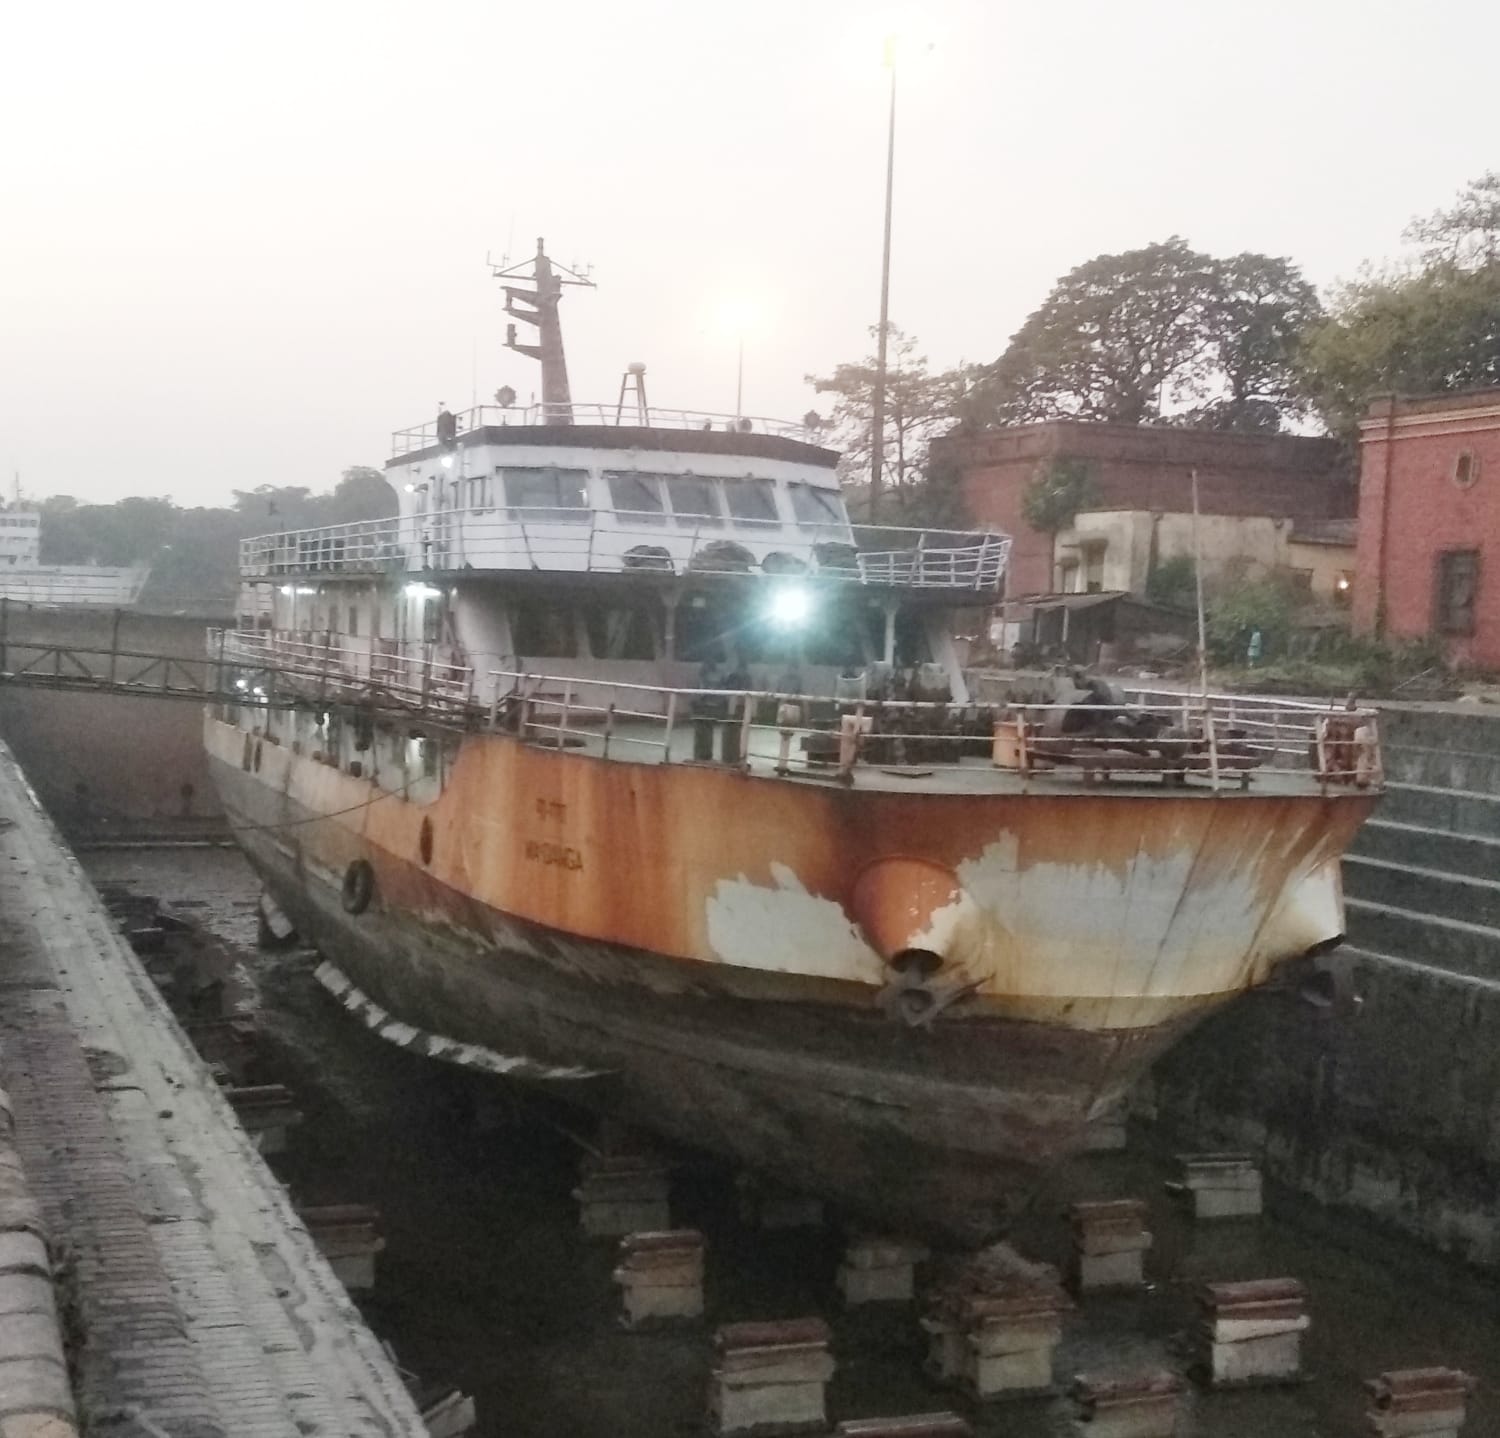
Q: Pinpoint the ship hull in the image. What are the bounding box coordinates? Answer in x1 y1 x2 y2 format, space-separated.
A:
204 714 1376 1238
218 765 1198 1237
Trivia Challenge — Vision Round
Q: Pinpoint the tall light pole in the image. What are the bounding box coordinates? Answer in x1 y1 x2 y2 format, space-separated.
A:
869 39 898 524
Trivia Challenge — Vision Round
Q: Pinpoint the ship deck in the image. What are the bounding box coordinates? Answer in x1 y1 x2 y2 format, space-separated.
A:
533 716 1361 799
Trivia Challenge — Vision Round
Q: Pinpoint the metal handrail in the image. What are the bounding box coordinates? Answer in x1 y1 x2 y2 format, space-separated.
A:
238 506 1010 592
390 403 821 455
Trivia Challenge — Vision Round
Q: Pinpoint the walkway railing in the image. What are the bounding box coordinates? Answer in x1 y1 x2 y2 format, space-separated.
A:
390 403 820 455
480 671 1384 793
238 508 1010 591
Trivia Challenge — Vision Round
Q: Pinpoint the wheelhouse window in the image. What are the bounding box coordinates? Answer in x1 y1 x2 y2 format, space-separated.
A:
606 471 666 523
467 475 492 510
725 478 780 526
788 483 849 528
665 475 722 526
1435 549 1480 636
502 466 590 522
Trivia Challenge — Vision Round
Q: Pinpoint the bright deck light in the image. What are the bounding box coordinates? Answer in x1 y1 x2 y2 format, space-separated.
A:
767 585 813 628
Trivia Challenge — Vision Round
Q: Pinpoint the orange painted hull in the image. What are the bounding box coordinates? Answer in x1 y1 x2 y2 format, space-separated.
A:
205 715 1376 1234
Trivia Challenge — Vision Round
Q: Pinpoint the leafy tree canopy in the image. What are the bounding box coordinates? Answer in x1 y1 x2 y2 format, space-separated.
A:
37 466 395 608
1301 172 1500 435
964 239 1319 435
806 325 971 525
1020 458 1098 535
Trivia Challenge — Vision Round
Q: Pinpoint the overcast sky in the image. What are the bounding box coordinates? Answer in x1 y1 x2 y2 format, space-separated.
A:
3 0 1497 508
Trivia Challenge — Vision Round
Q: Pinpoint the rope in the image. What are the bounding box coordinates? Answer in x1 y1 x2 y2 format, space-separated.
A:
225 780 409 835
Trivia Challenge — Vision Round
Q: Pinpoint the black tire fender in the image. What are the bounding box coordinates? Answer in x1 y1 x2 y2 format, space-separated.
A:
341 859 376 915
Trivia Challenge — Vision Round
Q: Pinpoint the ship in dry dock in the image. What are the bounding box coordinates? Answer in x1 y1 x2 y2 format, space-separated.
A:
204 242 1383 1237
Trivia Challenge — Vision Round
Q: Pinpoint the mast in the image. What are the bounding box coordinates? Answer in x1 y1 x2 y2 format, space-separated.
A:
491 238 594 425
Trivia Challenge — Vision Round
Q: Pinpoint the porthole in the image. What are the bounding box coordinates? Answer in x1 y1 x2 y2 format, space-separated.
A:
419 816 434 866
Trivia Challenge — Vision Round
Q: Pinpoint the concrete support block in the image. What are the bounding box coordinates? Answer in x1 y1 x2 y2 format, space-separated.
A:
1068 1200 1150 1294
421 1389 478 1438
1194 1278 1307 1388
184 1016 259 1085
574 1153 671 1238
837 1236 929 1306
1082 1100 1129 1152
709 1317 834 1436
299 1204 384 1293
226 1083 303 1156
736 1174 824 1231
1365 1367 1476 1437
612 1229 705 1328
921 1244 1072 1402
1070 1371 1182 1437
834 1414 972 1437
1170 1154 1262 1220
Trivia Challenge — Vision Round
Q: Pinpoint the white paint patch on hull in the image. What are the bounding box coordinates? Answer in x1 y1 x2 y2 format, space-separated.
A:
705 862 886 983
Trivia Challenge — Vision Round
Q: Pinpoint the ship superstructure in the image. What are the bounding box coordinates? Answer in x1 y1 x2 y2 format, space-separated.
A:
204 243 1381 1235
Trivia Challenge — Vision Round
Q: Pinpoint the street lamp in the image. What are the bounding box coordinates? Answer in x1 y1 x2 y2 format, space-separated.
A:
716 297 758 418
868 31 932 523
870 34 898 523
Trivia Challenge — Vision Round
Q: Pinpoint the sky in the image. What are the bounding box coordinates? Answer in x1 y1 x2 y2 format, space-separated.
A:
3 0 1499 508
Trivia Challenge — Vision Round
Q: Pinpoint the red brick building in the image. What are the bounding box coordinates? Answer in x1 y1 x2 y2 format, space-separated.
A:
933 421 1353 597
1354 390 1500 668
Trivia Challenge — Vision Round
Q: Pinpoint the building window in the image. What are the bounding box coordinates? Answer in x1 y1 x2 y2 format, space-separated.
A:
1454 451 1480 489
1435 550 1479 636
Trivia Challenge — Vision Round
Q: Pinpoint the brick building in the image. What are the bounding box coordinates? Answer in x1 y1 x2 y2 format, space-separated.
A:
933 421 1354 598
1354 390 1500 668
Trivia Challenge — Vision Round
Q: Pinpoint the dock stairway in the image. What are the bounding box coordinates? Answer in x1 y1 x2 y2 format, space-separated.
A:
1341 708 1500 983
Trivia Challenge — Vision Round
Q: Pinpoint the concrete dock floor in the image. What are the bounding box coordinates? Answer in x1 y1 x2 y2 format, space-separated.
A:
84 841 1500 1438
0 747 426 1437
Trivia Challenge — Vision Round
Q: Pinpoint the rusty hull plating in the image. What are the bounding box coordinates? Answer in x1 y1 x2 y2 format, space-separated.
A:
204 713 1375 1236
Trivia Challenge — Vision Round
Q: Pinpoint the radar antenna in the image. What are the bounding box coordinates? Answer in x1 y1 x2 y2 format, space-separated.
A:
489 238 594 425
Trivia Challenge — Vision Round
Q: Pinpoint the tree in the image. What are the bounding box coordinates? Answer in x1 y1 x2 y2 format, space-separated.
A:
1405 171 1500 269
1299 170 1500 436
806 326 970 524
1178 253 1322 432
1299 263 1500 436
970 238 1220 427
964 239 1319 435
1020 458 1098 535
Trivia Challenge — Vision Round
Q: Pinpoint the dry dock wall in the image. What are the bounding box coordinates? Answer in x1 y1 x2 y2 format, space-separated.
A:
1150 704 1500 1265
0 606 225 833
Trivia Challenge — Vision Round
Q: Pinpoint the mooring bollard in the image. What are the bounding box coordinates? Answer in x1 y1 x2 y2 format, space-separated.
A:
709 1317 835 1437
1365 1368 1476 1438
837 1235 930 1305
298 1204 384 1292
612 1229 705 1328
921 1245 1073 1401
226 1083 303 1156
834 1414 973 1437
736 1172 825 1230
1070 1371 1182 1437
1068 1200 1151 1293
573 1151 671 1237
1169 1153 1263 1220
1194 1278 1307 1387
